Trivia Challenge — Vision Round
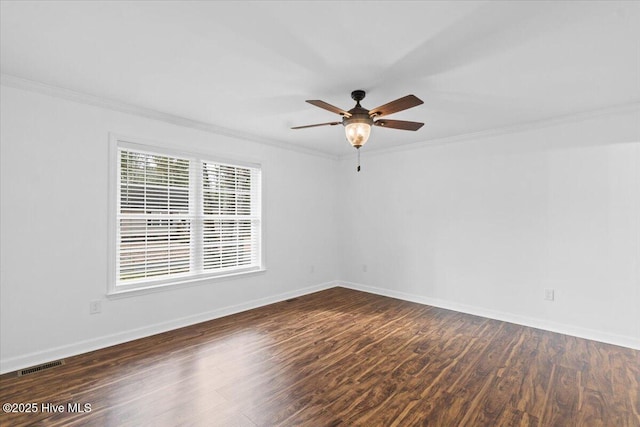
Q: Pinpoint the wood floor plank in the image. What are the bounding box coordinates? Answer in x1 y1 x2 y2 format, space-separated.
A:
495 408 540 427
1 287 638 426
515 331 558 417
542 364 581 426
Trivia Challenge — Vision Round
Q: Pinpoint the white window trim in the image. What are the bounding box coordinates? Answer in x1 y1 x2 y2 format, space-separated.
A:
107 133 265 297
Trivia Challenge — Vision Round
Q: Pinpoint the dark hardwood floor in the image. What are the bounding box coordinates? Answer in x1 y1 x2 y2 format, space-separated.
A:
1 287 638 426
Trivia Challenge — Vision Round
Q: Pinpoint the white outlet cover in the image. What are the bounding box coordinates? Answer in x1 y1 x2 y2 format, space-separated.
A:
90 300 102 314
544 289 555 301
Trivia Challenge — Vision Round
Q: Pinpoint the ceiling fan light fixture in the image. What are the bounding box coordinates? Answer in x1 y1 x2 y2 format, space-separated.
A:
344 119 372 148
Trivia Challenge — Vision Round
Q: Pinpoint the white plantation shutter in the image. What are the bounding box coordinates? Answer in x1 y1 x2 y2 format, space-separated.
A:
115 142 261 290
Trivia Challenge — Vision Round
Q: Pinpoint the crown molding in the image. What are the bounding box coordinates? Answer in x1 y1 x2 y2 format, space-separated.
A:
351 101 640 159
3 74 637 162
0 74 338 160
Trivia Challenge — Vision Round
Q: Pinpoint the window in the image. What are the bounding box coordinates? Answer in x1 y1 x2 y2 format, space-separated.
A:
109 137 262 294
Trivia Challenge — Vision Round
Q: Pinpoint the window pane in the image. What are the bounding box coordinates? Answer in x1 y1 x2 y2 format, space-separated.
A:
202 219 257 270
120 151 190 214
202 162 256 216
119 217 191 281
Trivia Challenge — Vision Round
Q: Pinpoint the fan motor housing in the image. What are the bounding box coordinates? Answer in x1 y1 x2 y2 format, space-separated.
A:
342 104 373 127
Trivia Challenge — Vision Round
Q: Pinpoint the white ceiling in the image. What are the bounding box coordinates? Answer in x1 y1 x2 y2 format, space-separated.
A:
1 1 639 157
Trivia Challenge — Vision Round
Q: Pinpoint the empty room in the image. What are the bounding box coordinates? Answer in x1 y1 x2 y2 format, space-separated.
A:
1 1 639 426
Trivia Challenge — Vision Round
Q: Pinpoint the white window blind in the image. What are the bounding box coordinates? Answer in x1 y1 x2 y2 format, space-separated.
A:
202 163 261 271
114 142 261 291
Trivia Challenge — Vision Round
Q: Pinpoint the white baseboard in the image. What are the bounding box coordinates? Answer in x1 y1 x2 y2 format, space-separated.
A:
338 281 640 350
0 281 338 374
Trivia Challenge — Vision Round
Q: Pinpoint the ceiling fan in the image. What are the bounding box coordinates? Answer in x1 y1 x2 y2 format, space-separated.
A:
292 90 424 171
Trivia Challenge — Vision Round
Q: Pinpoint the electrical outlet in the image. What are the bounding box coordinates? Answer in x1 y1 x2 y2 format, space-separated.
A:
310 265 315 273
90 300 102 314
544 289 554 301
362 264 368 273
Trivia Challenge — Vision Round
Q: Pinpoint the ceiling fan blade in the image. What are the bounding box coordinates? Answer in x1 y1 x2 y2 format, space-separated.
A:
369 95 424 118
306 100 352 117
374 119 424 131
291 121 342 130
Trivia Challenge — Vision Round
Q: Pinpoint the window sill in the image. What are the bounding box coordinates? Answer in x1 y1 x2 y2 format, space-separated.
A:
106 268 267 299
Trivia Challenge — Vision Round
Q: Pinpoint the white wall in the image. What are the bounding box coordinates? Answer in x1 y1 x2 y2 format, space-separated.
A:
337 108 640 348
2 84 638 374
0 86 339 373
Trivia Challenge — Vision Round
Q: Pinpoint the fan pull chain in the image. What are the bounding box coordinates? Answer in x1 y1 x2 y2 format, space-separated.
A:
357 148 361 172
